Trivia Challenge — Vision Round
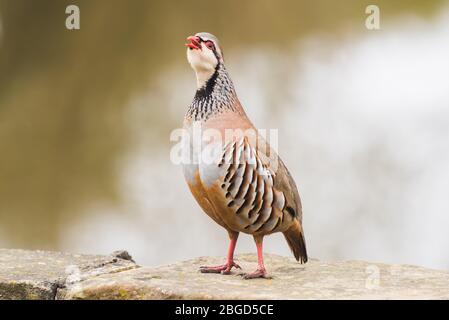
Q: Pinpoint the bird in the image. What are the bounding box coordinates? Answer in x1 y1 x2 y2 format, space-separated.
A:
182 32 307 279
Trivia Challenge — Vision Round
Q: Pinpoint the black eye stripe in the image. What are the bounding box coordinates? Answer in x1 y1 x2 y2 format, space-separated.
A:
196 36 220 57
197 37 215 50
206 41 215 50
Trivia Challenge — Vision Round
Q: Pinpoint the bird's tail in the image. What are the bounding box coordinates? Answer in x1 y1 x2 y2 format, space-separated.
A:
283 220 308 264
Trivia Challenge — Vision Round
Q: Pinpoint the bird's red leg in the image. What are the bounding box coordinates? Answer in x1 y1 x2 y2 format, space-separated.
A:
242 236 271 279
200 231 241 275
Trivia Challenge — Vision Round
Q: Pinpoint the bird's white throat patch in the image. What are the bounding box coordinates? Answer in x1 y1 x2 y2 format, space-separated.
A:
187 44 218 88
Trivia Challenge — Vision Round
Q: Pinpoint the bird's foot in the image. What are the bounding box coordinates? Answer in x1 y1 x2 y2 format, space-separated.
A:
199 261 241 275
241 267 272 280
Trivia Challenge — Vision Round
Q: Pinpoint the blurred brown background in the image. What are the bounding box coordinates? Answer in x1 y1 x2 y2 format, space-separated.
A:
1 0 448 269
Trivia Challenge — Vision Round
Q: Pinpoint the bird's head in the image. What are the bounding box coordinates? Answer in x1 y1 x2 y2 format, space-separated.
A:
186 32 224 88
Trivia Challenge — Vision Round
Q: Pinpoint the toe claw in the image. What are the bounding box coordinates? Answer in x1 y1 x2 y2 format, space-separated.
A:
241 268 271 280
199 261 240 275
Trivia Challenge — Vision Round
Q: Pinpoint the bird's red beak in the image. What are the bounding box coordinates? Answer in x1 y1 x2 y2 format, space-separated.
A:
185 36 201 50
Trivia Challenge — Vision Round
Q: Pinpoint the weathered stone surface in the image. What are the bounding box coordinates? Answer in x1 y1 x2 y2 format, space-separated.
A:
2 249 449 299
61 254 449 300
0 249 137 300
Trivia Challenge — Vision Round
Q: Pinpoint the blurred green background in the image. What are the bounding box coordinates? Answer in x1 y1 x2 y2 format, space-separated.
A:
1 0 448 268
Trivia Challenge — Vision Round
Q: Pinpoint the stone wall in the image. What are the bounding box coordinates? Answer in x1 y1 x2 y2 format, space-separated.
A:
1 249 448 299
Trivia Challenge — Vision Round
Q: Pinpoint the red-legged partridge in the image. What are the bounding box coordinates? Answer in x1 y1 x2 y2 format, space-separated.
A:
183 32 308 279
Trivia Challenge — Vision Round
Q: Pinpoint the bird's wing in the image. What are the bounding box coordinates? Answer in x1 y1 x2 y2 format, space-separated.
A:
254 133 307 262
255 133 303 221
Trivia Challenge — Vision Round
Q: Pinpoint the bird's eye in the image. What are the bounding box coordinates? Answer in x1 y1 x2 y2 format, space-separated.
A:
205 41 215 51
